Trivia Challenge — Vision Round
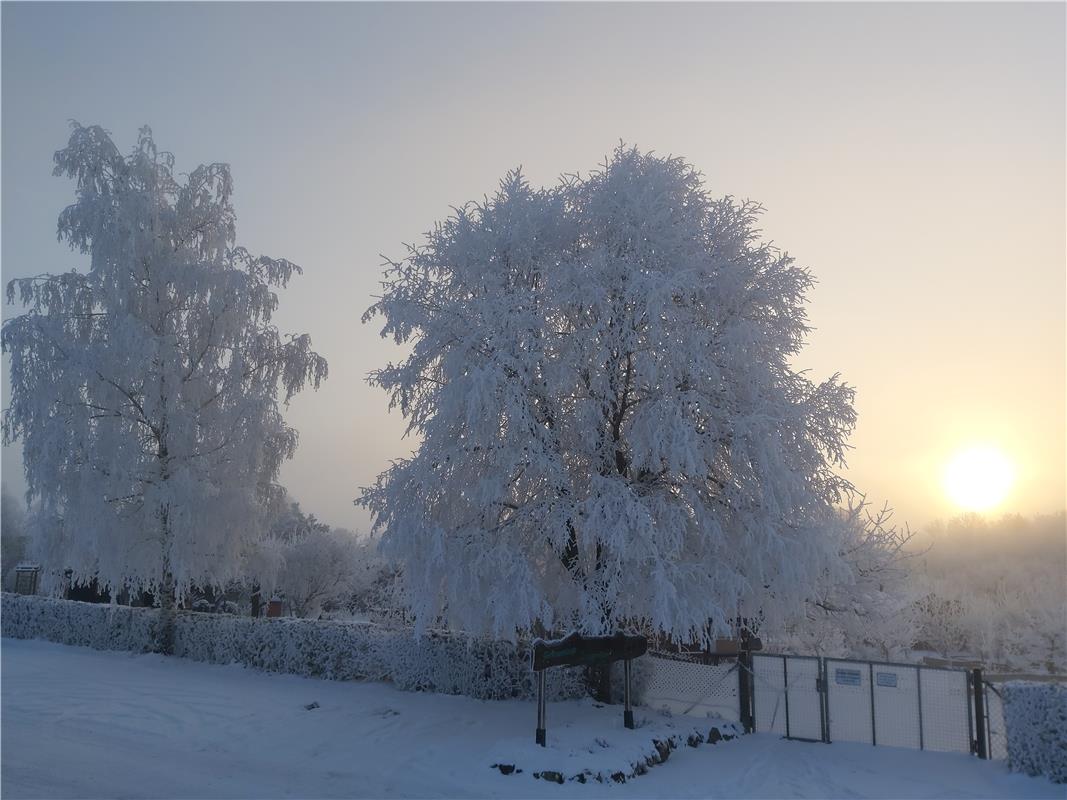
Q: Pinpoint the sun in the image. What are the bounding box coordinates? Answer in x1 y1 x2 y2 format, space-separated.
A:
942 445 1016 512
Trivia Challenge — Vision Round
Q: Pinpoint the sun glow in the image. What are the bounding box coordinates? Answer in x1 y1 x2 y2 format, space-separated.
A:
942 445 1016 512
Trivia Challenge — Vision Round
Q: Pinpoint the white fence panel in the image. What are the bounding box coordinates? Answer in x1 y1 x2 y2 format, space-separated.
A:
825 660 874 744
918 667 973 754
643 653 740 722
784 657 824 742
871 664 921 749
752 655 786 735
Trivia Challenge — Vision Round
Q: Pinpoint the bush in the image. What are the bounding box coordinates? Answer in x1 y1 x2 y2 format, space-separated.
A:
0 592 589 701
1000 681 1067 783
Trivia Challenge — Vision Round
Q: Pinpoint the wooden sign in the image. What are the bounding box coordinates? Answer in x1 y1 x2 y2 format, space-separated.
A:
532 632 648 745
532 632 647 671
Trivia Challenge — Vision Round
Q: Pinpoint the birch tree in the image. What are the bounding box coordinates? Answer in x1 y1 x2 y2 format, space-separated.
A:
2 124 327 651
360 145 856 647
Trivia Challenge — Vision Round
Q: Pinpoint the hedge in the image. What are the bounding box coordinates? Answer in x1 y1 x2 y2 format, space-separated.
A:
1 592 595 701
1000 681 1067 783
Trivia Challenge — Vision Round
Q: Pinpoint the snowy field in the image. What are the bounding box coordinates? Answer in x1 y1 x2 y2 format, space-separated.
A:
1 639 1059 800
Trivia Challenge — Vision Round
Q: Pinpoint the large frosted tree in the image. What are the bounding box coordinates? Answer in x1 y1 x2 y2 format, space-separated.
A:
361 146 856 646
2 124 327 648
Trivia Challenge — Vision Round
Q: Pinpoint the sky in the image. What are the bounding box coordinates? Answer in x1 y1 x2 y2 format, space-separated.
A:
2 2 1064 533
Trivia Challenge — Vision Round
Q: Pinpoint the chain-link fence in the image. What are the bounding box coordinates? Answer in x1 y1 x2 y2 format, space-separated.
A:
983 682 1008 760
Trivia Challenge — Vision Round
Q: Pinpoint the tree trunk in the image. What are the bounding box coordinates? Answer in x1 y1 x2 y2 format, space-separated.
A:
250 584 262 618
589 662 613 704
155 570 177 655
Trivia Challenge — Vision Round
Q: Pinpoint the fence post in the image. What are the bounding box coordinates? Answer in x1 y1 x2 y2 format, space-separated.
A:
868 663 877 746
623 658 634 729
819 659 830 743
915 666 924 751
782 655 791 739
738 649 754 733
972 668 988 759
536 669 547 746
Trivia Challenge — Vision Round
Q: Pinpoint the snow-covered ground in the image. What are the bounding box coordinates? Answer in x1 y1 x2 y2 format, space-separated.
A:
1 639 1058 799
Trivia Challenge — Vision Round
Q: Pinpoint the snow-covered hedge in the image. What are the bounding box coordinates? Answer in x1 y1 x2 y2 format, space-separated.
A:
1 590 159 653
1000 681 1067 783
0 593 600 701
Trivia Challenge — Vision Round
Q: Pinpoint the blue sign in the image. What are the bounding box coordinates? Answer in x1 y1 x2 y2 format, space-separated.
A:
835 668 862 686
876 672 899 688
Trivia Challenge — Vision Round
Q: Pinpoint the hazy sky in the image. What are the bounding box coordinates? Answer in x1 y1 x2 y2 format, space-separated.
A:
2 2 1064 532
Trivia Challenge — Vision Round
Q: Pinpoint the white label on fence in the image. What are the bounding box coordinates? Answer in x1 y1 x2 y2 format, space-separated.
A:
835 668 862 686
876 671 898 688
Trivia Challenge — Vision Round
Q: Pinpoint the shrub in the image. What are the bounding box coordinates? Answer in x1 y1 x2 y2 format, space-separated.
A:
1000 681 1067 783
1 592 589 701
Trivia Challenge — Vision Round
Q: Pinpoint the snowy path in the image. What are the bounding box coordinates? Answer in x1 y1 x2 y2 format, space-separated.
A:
1 639 1058 799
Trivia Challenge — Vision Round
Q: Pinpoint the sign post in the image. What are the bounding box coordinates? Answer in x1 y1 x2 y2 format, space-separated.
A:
531 632 647 746
623 658 634 729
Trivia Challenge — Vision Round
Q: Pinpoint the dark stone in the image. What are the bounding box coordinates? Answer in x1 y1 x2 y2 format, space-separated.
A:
708 726 723 744
496 764 515 776
572 773 587 783
687 732 705 747
304 702 320 711
611 772 627 783
539 771 564 784
654 739 671 762
723 732 735 741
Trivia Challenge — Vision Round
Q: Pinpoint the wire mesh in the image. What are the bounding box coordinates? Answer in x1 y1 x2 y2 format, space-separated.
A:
751 654 823 741
642 652 740 722
984 682 1008 760
825 659 875 744
917 667 973 754
871 664 922 749
613 644 988 762
752 654 786 735
784 657 824 742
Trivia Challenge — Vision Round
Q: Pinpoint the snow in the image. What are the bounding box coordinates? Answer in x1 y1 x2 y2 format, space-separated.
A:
2 638 1059 799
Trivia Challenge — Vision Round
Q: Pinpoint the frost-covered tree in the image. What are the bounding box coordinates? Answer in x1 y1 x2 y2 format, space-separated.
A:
273 527 375 619
771 497 918 660
909 512 1067 672
1 484 30 590
360 146 856 646
2 124 327 650
269 491 331 544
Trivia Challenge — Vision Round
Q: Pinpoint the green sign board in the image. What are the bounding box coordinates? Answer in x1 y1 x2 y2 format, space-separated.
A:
532 632 647 671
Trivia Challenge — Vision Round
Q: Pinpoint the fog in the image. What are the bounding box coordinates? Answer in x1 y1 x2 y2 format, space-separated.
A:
2 2 1063 530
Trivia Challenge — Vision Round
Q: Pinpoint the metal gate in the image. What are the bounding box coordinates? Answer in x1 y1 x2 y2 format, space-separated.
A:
752 654 825 742
751 654 982 757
